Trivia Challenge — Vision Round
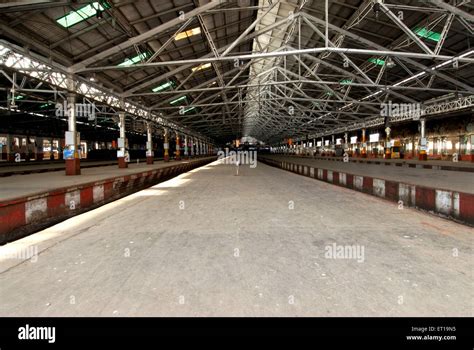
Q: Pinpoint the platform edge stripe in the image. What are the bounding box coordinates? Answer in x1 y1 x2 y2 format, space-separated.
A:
458 192 474 224
373 178 386 198
25 197 48 224
435 189 454 216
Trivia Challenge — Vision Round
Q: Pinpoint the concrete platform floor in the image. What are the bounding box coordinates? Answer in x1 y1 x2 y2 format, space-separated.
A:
0 158 203 202
262 155 474 194
0 160 472 316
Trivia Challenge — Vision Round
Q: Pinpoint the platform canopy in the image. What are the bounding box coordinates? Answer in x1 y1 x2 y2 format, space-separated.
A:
0 0 473 144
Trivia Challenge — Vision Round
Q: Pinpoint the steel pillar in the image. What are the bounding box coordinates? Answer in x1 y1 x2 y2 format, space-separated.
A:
118 111 128 168
146 121 154 164
65 93 81 175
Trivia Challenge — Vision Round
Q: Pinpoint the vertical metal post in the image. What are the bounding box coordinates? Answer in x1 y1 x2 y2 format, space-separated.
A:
65 93 81 175
118 111 127 168
175 133 181 160
146 121 153 164
163 128 170 162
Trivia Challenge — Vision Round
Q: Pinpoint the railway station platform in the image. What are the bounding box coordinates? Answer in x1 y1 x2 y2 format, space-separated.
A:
260 155 474 226
0 159 471 316
0 157 216 244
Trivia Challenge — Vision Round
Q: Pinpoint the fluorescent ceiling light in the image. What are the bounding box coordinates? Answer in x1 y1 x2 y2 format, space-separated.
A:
175 27 201 41
170 96 187 105
191 63 211 72
56 2 109 28
118 52 149 67
183 107 196 114
152 81 175 92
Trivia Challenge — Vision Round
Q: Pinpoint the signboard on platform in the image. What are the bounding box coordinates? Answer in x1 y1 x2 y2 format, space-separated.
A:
369 133 380 142
63 149 74 159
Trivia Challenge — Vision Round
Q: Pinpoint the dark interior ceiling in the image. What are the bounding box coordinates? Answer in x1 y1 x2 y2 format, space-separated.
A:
0 0 473 145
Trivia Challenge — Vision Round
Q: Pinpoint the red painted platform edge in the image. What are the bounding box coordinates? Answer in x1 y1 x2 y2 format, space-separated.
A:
261 157 474 226
0 157 215 242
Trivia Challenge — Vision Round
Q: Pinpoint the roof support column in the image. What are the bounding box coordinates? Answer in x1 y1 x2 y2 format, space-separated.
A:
118 111 128 168
146 121 154 165
361 128 367 158
175 132 181 161
65 93 81 175
163 128 170 162
384 125 391 159
419 118 427 161
190 137 194 157
184 135 189 158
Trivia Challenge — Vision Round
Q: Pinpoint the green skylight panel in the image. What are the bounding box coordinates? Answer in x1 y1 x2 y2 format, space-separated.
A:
368 57 385 66
413 27 441 42
56 2 108 28
152 81 175 92
340 79 352 85
118 52 149 67
170 96 187 105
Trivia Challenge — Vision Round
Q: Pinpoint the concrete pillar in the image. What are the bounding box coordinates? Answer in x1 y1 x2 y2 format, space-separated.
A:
195 139 200 156
385 126 391 159
163 128 170 162
361 128 367 157
65 94 81 175
117 111 127 168
190 138 194 157
184 135 189 158
175 133 181 160
146 121 153 165
332 134 335 156
419 118 427 161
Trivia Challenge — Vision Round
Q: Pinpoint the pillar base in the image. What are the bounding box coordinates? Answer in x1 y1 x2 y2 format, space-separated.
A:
164 155 170 162
118 157 128 168
418 153 428 161
146 156 154 165
65 158 81 176
175 156 181 161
